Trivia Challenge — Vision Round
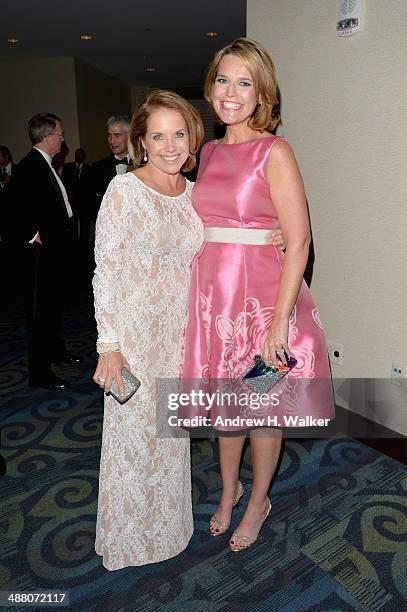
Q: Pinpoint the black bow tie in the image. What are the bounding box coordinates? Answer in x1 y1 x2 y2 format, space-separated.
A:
115 158 128 166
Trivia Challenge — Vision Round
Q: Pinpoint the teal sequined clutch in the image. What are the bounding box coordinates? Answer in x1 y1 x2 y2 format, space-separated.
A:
242 353 297 393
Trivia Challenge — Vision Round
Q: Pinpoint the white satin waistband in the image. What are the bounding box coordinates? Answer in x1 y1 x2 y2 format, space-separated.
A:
204 226 273 245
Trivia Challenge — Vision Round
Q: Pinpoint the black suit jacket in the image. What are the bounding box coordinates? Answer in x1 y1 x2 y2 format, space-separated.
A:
92 155 117 193
0 164 17 242
91 155 132 217
0 163 17 186
61 161 92 215
9 148 74 250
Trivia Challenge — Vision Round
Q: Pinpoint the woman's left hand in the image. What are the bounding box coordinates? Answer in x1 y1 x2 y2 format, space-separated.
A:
263 317 293 368
270 228 286 250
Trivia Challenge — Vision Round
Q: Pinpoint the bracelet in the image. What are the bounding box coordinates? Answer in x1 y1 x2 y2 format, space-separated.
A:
96 341 120 354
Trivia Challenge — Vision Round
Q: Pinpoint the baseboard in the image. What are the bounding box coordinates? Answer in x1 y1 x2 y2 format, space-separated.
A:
335 404 407 464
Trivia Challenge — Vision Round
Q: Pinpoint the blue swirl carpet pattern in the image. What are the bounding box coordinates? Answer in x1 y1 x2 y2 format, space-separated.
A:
0 301 406 611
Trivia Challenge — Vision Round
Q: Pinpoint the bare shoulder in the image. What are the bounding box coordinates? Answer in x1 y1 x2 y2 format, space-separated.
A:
266 138 304 192
267 138 299 172
269 138 295 160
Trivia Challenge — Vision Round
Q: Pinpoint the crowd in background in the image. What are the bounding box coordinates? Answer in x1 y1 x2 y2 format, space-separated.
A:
0 114 132 271
0 113 135 390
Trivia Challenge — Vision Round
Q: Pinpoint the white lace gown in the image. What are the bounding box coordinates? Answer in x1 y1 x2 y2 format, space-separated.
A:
93 173 203 570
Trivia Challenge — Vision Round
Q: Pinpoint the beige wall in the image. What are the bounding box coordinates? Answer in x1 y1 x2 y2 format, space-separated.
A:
0 57 132 164
248 0 407 434
0 58 80 163
75 60 131 162
130 86 151 113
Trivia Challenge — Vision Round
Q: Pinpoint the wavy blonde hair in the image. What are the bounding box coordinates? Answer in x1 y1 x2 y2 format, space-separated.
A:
128 90 204 171
204 37 280 133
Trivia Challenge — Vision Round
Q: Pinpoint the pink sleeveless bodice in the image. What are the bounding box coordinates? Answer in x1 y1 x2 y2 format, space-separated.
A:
181 137 335 430
192 137 282 230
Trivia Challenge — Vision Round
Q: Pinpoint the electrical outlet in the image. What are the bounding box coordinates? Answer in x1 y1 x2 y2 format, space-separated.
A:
391 363 406 386
327 341 343 366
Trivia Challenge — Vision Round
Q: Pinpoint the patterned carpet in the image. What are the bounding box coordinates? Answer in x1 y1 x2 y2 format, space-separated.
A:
0 298 406 612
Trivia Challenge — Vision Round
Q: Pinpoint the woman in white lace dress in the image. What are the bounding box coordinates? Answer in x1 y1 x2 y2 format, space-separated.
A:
92 91 204 570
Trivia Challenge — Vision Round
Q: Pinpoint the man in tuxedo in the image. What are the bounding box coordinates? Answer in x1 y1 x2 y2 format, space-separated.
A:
61 148 94 284
0 145 15 185
0 146 19 306
0 146 17 241
62 148 92 242
91 115 132 217
10 113 81 390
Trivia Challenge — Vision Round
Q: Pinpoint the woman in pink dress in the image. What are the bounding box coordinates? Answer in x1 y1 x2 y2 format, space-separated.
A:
182 39 335 551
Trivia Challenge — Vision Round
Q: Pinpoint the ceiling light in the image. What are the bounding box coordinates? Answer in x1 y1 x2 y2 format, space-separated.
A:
7 37 19 44
206 32 218 37
80 34 94 41
145 67 156 72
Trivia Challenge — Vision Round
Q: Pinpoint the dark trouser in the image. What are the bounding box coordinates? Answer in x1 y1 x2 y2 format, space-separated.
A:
25 244 67 380
77 214 95 288
0 451 6 475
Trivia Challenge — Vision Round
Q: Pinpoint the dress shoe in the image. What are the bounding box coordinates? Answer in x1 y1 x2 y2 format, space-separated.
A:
209 481 245 536
54 353 82 366
229 498 272 552
29 374 71 391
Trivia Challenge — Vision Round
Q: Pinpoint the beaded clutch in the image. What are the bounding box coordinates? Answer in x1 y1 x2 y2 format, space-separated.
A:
109 367 141 404
242 353 297 393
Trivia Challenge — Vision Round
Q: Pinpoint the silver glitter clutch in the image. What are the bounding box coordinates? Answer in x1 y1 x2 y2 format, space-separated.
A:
242 354 297 393
109 367 141 404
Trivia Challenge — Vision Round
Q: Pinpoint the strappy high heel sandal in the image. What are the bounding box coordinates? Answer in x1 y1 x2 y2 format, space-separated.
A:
209 481 244 536
229 498 272 552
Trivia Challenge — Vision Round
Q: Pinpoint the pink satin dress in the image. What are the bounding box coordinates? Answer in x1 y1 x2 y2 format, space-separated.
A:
181 136 335 430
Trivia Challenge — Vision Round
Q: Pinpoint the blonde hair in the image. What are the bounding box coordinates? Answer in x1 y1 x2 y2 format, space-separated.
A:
204 37 280 132
128 90 204 171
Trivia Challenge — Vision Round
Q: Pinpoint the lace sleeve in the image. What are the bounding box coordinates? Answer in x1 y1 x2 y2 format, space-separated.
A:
93 178 130 348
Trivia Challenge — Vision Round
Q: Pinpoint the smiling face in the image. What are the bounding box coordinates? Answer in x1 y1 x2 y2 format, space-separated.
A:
143 108 190 176
212 54 258 127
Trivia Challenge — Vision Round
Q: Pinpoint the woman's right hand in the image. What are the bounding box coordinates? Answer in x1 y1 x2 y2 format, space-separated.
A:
270 228 286 250
263 316 292 369
93 351 130 396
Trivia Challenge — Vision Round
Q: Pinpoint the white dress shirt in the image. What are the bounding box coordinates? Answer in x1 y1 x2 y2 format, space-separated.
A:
34 147 73 218
0 162 11 186
114 155 129 175
29 147 73 243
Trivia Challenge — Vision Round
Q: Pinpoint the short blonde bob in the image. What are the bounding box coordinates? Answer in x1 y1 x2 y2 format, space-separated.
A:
204 37 280 133
128 90 204 171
